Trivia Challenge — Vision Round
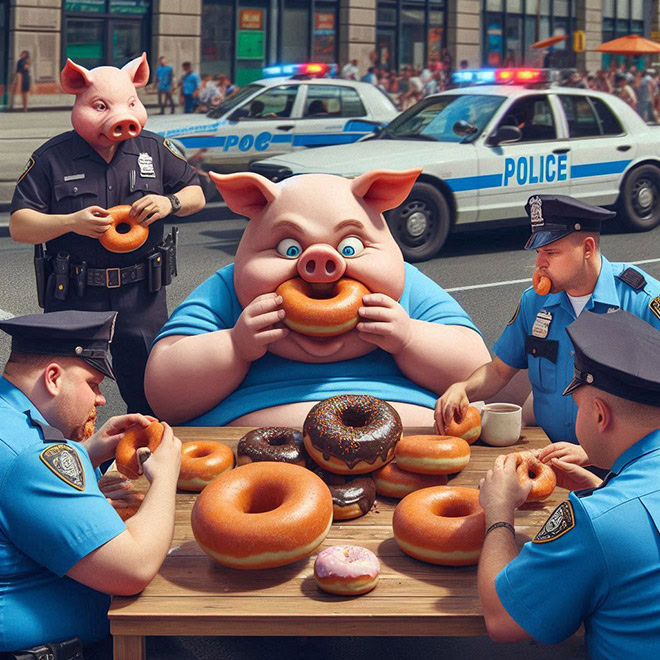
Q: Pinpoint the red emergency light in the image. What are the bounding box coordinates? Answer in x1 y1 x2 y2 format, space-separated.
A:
494 68 545 83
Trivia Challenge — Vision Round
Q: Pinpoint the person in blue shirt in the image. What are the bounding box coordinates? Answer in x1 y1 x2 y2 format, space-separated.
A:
0 310 181 655
436 194 660 457
153 55 175 114
477 309 660 659
178 61 201 114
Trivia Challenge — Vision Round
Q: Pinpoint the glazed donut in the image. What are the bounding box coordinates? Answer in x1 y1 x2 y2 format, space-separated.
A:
177 441 234 492
237 427 305 466
395 435 470 475
303 394 402 475
514 452 557 502
314 545 380 595
532 269 552 296
99 204 149 254
310 467 376 520
446 406 481 444
191 462 333 570
275 277 370 337
373 461 447 499
115 421 164 480
393 486 485 566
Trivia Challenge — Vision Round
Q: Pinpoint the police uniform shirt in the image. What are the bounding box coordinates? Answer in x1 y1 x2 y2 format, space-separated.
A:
0 377 126 650
495 428 660 659
493 257 660 444
11 129 200 268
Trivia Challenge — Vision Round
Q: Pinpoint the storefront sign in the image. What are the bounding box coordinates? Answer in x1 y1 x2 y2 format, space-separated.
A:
65 0 105 12
240 9 263 30
315 12 335 32
428 27 443 62
110 0 150 14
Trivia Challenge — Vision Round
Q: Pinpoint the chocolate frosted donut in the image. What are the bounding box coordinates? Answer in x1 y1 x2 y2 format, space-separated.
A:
237 427 305 466
303 394 402 474
310 465 377 520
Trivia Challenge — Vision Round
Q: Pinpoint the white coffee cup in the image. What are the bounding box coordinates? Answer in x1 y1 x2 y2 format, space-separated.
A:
480 403 522 446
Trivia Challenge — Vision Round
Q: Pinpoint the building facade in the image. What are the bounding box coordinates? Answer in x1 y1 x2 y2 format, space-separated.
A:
1 0 660 109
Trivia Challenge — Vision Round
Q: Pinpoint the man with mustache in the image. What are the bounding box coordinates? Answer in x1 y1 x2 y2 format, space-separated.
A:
0 310 181 657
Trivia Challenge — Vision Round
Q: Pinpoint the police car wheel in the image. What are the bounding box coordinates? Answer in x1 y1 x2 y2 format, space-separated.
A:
385 183 450 262
619 164 660 231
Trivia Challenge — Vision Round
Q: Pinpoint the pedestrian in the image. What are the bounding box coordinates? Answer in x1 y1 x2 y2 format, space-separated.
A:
153 55 175 114
0 310 182 657
9 54 205 414
179 61 201 114
637 68 655 122
360 66 377 85
435 194 660 449
341 59 359 80
477 309 660 658
11 50 31 112
614 71 637 109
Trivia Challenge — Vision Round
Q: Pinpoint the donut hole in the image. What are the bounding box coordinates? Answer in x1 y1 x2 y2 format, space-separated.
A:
115 222 132 235
267 434 290 446
341 409 370 429
528 470 537 480
434 500 475 518
244 487 285 514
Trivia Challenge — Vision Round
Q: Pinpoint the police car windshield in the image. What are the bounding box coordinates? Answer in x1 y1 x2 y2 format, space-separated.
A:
381 94 505 142
207 84 265 118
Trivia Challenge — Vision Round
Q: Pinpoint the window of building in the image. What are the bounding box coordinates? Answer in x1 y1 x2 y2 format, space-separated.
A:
601 0 647 70
313 2 338 63
282 0 309 64
201 0 234 78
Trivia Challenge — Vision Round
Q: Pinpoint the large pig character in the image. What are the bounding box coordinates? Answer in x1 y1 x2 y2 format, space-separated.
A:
145 171 489 427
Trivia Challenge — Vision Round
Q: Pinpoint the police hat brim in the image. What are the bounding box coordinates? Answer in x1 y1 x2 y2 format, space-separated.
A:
85 357 116 381
562 375 585 397
524 229 573 250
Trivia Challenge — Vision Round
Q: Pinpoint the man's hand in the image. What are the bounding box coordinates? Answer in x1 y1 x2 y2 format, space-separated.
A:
357 293 412 355
547 458 602 492
98 474 136 500
84 413 155 467
130 194 174 226
139 422 182 484
435 382 470 434
479 454 531 521
536 442 590 467
230 293 289 362
68 206 114 237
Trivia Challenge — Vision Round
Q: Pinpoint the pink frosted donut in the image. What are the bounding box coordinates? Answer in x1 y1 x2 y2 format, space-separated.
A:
314 545 380 595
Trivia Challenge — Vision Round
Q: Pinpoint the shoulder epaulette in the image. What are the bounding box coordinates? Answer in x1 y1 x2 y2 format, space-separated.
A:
618 267 646 291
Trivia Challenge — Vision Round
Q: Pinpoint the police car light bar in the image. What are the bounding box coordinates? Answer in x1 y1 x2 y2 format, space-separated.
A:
452 68 553 85
263 63 330 78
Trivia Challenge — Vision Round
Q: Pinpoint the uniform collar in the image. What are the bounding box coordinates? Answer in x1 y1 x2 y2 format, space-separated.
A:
0 375 49 426
71 131 140 161
609 428 660 477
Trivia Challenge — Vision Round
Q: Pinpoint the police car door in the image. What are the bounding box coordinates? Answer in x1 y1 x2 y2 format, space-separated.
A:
477 94 571 221
557 93 637 206
292 84 361 149
217 84 302 168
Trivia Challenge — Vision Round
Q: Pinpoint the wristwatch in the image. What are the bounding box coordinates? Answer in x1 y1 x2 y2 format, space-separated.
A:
166 193 182 214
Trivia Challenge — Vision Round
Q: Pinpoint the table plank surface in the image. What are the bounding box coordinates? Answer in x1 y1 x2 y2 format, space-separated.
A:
109 426 565 658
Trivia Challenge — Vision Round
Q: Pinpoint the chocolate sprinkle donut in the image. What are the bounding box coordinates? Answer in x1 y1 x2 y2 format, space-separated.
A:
237 427 305 465
310 465 377 517
303 394 403 470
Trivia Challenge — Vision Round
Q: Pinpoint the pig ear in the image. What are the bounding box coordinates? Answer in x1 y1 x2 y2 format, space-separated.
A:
60 59 94 95
351 169 422 213
122 52 150 89
209 172 279 218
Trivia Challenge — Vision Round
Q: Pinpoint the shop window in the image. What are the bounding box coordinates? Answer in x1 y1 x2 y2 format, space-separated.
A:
505 15 522 66
485 13 503 66
401 7 425 69
282 0 309 63
202 1 234 78
313 3 337 63
65 19 105 69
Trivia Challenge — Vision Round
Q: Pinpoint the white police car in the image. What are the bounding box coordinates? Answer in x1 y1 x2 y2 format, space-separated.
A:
146 63 397 173
251 68 660 261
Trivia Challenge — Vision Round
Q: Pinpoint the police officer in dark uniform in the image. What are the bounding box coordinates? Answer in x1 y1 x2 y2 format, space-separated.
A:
477 310 660 658
0 310 181 658
9 98 204 414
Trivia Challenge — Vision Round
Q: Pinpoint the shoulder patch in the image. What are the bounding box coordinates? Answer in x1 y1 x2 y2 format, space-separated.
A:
650 295 660 321
507 300 521 326
533 500 575 543
619 267 646 291
40 444 85 491
17 157 35 185
163 139 186 161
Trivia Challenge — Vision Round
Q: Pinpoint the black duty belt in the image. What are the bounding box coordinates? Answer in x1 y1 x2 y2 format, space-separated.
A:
70 263 146 288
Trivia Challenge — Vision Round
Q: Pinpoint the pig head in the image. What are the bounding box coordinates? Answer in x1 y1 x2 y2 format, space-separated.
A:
210 170 421 363
60 53 149 150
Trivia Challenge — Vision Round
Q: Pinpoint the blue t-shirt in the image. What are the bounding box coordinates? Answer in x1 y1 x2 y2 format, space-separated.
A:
155 64 173 91
182 71 201 96
496 429 660 659
0 378 126 650
154 262 480 425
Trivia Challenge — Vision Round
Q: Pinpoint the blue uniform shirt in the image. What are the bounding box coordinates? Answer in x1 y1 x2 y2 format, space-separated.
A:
155 64 173 92
493 257 660 443
154 262 480 425
496 429 660 659
0 377 126 650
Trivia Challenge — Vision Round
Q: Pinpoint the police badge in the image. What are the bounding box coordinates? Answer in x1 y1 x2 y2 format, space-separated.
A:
529 195 543 228
138 152 156 178
533 500 575 543
40 444 85 491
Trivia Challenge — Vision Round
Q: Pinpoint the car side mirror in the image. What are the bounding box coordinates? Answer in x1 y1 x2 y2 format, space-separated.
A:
343 119 384 134
488 125 522 146
452 120 478 137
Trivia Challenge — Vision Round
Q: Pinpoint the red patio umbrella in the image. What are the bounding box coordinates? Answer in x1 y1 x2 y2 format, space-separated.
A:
596 34 660 55
531 35 568 50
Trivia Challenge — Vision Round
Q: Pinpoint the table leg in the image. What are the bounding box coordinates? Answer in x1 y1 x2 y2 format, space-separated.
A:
113 634 145 660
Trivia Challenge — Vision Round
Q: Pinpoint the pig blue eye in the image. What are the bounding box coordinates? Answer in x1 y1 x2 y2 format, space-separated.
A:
337 236 364 258
276 238 302 258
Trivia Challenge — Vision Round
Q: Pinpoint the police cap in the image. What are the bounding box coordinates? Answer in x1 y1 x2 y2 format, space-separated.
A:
562 310 660 406
0 310 117 380
524 194 616 250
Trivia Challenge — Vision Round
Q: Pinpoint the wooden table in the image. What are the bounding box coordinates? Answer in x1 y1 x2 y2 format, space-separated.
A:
109 426 565 659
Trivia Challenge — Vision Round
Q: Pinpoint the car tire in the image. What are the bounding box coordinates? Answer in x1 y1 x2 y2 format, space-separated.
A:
385 182 451 262
618 164 660 231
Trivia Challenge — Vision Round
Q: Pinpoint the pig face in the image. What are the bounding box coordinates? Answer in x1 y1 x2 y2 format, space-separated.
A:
210 170 421 363
61 53 149 150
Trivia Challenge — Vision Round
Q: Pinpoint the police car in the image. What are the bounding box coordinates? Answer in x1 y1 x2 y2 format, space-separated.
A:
251 68 660 261
146 63 398 174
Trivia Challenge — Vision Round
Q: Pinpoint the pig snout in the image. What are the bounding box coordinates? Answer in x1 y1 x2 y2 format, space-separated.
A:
297 244 346 283
107 117 142 141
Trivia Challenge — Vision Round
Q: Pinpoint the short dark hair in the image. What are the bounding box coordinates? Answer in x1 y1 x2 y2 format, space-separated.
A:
6 351 64 370
182 61 191 68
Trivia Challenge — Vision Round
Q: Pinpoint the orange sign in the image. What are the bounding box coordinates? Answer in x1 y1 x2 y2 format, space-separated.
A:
240 9 263 30
315 12 335 31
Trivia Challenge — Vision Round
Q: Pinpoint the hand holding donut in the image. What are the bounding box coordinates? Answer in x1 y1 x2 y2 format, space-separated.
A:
479 454 531 520
357 293 412 354
230 293 288 362
84 413 155 467
434 382 470 434
536 441 590 468
545 458 602 492
138 422 182 485
130 194 173 226
68 205 114 238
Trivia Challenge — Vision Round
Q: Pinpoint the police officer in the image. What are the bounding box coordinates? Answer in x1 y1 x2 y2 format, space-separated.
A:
9 84 204 414
0 310 181 656
436 194 660 454
477 310 660 657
